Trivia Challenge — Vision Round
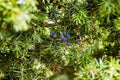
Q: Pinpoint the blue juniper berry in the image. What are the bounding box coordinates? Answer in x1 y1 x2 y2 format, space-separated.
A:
61 33 67 42
66 33 70 39
50 31 54 36
50 31 56 38
53 34 57 38
63 30 70 39
67 42 71 46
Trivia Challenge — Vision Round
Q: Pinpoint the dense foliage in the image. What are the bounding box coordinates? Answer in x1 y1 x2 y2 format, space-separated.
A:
0 0 120 80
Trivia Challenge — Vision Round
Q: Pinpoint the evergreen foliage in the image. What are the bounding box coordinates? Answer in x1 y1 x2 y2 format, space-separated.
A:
0 0 120 80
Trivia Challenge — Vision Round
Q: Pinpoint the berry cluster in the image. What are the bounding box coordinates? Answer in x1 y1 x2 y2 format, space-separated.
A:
50 30 80 46
61 30 71 46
